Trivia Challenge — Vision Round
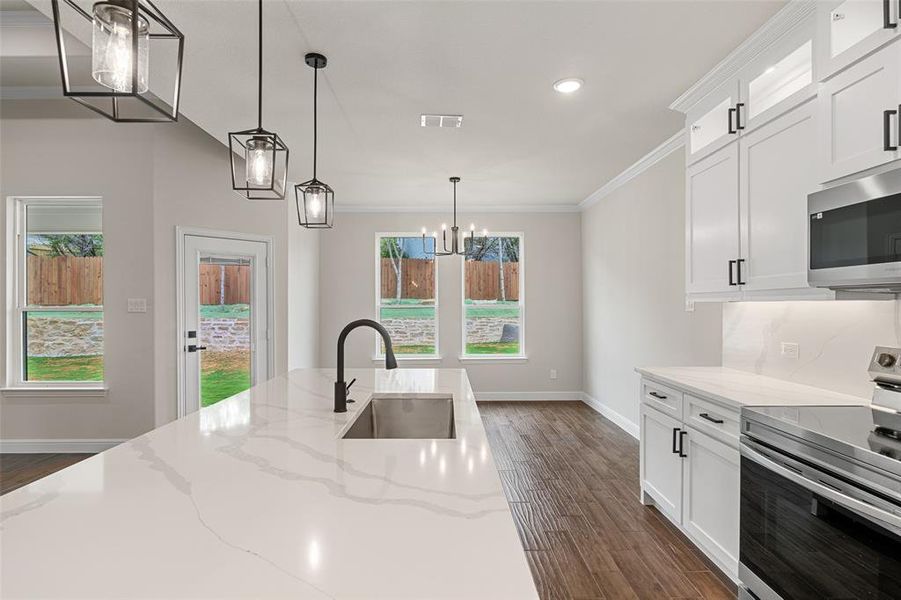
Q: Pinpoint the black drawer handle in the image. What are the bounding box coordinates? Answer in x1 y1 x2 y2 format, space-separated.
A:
699 412 724 424
885 109 898 151
678 430 688 458
649 391 668 400
672 427 681 454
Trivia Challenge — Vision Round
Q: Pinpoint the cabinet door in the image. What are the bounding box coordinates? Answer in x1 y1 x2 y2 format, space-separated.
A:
686 142 741 295
686 80 741 164
818 40 901 182
639 405 683 525
817 0 900 79
681 428 740 578
739 100 817 292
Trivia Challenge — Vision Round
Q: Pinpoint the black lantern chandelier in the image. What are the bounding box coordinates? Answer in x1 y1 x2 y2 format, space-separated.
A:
421 177 488 258
51 0 184 122
296 53 334 229
228 0 289 200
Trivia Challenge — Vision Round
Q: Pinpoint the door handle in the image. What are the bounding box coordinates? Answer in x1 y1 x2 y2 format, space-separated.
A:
672 427 681 454
885 109 898 151
735 103 745 130
699 412 725 424
727 107 737 135
678 430 688 458
187 345 208 353
736 258 746 285
728 260 737 286
886 0 898 28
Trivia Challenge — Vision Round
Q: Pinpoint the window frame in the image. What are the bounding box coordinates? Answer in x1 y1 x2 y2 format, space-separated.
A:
459 231 526 360
5 196 106 390
373 232 441 360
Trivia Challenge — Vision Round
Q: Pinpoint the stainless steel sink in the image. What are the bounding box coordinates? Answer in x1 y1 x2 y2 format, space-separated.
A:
342 395 455 439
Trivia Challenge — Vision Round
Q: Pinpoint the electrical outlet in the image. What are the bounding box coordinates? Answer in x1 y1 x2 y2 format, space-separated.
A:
781 342 799 359
127 298 147 313
550 369 558 380
685 298 695 312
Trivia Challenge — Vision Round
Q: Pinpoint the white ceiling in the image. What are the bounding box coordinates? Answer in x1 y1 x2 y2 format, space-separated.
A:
3 0 785 210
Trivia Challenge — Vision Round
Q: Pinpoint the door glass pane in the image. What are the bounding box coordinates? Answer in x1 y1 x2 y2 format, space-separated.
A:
24 310 104 381
690 97 732 154
748 41 812 119
831 0 884 58
199 257 252 407
809 195 901 269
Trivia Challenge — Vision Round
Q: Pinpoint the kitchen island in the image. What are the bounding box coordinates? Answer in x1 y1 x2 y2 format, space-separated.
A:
0 369 538 599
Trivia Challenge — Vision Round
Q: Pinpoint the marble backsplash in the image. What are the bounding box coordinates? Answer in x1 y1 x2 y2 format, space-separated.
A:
722 299 901 399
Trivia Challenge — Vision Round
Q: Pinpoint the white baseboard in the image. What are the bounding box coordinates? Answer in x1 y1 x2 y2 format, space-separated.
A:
580 393 640 440
0 438 125 453
475 391 585 401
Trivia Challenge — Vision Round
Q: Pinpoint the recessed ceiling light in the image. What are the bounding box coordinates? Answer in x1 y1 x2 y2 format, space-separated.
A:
553 78 583 94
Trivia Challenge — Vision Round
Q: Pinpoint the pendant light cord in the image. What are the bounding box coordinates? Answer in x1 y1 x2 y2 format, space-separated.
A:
257 0 263 130
313 64 318 179
452 179 457 228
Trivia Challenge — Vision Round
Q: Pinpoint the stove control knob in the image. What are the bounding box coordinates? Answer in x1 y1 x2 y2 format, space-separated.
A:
877 353 897 368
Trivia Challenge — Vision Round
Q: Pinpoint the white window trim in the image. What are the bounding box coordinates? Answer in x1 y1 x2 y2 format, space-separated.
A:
459 231 526 360
374 232 440 359
4 196 106 391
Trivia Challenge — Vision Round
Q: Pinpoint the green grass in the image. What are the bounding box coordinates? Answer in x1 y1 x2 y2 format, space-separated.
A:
466 305 520 318
380 306 436 319
27 310 102 320
26 355 103 381
201 304 250 318
201 368 250 407
391 344 436 355
465 342 521 355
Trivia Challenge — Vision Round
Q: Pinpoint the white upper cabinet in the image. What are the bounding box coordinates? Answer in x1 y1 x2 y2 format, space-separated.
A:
686 81 741 164
817 0 901 79
741 22 815 132
739 100 817 292
685 143 741 296
818 41 901 182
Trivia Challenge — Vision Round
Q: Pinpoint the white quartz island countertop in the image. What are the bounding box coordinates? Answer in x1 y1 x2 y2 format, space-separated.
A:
635 366 869 408
0 369 539 599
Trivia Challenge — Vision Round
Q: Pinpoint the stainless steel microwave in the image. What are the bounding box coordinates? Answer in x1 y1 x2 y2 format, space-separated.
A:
808 169 901 292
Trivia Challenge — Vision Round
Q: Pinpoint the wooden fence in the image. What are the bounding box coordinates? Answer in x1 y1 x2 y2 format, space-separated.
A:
380 258 519 301
199 264 250 305
27 256 103 305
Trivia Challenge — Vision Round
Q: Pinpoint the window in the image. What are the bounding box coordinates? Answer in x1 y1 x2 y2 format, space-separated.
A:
375 234 438 357
462 234 524 357
8 198 104 386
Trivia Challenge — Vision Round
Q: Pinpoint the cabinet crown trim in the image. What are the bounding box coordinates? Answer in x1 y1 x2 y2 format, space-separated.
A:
670 0 816 114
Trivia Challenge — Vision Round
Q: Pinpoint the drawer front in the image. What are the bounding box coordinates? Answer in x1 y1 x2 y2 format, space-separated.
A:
641 380 684 418
683 394 740 447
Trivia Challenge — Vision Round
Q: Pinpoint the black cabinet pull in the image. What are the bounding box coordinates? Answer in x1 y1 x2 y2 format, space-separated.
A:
678 430 688 458
672 427 681 454
736 258 746 285
727 107 737 134
886 0 898 28
735 103 745 130
699 412 725 424
649 391 667 400
885 109 898 151
728 260 737 286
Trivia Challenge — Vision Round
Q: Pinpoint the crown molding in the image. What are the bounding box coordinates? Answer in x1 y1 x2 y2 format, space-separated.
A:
335 204 582 214
669 0 817 114
579 129 685 211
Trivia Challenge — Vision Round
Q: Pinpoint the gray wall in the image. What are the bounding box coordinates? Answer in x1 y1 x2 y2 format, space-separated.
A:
0 100 319 441
317 212 582 396
581 150 723 430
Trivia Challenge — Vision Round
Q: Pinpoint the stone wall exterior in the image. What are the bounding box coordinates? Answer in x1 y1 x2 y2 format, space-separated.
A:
199 318 250 350
381 318 435 347
466 317 519 344
27 318 103 357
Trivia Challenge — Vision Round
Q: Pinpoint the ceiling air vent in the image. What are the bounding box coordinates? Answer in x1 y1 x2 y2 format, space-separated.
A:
420 114 463 128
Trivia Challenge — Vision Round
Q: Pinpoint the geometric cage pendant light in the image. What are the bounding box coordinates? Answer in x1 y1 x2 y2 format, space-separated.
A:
51 0 184 122
228 0 289 200
295 52 334 228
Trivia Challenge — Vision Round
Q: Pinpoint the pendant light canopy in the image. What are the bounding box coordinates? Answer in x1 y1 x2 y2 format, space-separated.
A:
228 0 289 200
296 53 334 229
51 0 184 122
422 177 488 258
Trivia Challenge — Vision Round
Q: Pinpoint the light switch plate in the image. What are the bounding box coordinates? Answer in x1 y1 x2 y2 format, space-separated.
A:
549 369 558 380
780 342 799 359
127 298 147 313
685 299 695 312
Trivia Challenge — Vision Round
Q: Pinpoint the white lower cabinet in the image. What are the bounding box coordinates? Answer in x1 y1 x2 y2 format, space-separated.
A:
639 378 741 581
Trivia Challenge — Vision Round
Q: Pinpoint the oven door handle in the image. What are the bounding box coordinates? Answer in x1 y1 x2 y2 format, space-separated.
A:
740 443 901 534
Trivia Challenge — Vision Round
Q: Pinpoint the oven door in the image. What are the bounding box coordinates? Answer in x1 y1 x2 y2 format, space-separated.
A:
739 441 901 600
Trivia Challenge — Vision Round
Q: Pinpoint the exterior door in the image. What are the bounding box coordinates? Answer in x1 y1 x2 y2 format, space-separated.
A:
181 234 270 414
685 142 741 296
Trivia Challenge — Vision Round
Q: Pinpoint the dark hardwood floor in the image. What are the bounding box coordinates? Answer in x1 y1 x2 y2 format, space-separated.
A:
0 402 735 599
0 453 91 495
479 401 736 600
